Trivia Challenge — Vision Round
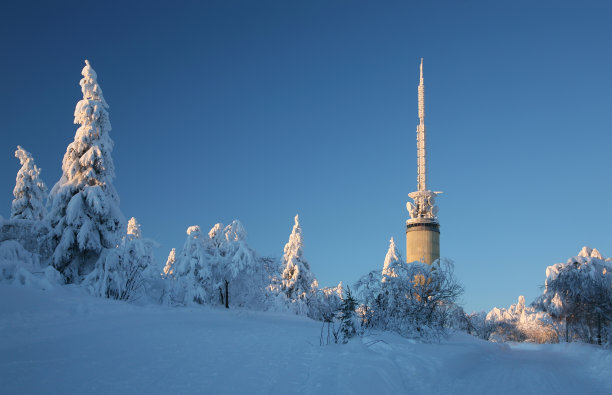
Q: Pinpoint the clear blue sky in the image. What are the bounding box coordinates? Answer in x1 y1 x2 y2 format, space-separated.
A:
1 0 611 312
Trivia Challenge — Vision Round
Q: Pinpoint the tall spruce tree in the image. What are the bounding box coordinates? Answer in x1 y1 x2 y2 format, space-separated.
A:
11 146 47 220
281 215 315 300
337 286 358 343
47 60 123 282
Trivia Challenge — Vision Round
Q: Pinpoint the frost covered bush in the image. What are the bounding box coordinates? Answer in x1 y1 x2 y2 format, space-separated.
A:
0 219 53 263
0 240 40 282
84 218 156 301
355 238 463 340
464 311 496 340
304 282 343 321
534 247 612 345
0 239 62 289
47 60 124 283
11 146 47 221
486 296 559 344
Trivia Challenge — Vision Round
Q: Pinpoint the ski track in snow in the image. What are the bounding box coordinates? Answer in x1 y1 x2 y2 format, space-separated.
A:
1 285 611 395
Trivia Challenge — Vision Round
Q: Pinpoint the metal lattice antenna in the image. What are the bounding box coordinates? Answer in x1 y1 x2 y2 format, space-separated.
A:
406 58 441 222
417 58 426 191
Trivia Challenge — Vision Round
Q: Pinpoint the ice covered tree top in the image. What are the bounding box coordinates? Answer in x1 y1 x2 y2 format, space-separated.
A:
127 217 141 239
79 60 108 107
163 248 176 277
60 59 114 189
11 146 47 220
544 246 610 285
187 226 206 240
577 246 603 260
224 220 247 242
283 215 304 261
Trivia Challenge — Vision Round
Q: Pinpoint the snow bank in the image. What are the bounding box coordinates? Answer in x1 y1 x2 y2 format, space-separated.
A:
1 284 610 394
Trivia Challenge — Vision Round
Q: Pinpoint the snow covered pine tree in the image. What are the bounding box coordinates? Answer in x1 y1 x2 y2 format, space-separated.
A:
281 215 315 301
47 60 123 283
11 146 47 220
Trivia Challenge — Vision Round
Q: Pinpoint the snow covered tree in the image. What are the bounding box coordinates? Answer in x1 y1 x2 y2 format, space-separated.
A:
47 60 124 282
84 217 155 301
486 296 559 343
163 248 176 278
167 220 272 309
307 282 344 321
354 269 383 327
355 240 463 339
215 220 272 309
11 146 47 220
534 247 612 345
169 226 211 305
281 215 314 300
382 237 401 281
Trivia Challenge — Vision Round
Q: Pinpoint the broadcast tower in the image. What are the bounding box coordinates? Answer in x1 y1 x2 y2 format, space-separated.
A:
405 59 442 264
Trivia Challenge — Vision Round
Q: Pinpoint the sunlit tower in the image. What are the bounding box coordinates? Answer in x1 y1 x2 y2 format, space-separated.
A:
405 58 442 264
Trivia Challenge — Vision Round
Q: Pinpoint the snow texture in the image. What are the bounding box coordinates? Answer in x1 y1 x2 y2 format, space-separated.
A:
1 284 611 395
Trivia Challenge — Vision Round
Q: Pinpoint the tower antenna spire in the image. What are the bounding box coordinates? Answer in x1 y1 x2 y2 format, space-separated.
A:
417 58 426 191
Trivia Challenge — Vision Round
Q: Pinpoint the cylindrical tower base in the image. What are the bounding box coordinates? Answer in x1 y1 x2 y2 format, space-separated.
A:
406 219 440 264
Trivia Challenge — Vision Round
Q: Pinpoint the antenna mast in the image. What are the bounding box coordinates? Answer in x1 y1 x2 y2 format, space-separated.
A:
417 58 426 192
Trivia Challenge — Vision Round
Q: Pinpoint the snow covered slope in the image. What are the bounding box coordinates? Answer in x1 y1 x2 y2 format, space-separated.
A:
1 285 611 395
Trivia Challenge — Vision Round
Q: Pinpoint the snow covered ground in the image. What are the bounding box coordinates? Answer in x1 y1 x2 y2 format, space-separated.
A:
1 285 611 395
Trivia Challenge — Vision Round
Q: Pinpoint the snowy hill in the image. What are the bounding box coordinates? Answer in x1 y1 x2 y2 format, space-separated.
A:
1 284 611 395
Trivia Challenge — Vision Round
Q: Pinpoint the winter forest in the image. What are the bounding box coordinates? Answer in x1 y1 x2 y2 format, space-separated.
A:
2 60 611 349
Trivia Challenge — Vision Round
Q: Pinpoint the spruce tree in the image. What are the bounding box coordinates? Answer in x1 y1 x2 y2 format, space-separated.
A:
281 215 315 300
337 286 358 343
382 237 402 282
11 146 47 220
47 60 123 282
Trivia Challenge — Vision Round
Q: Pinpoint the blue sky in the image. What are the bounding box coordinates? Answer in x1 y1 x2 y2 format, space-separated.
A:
1 0 611 312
